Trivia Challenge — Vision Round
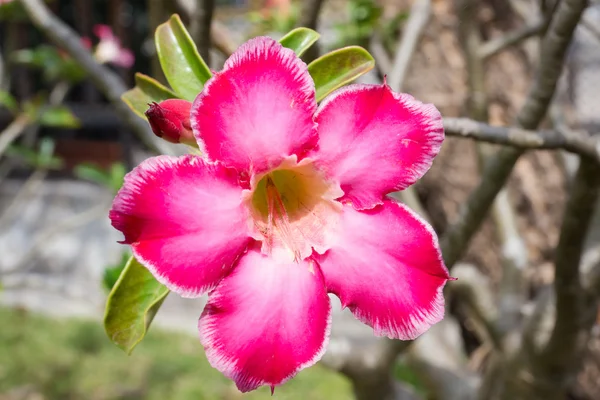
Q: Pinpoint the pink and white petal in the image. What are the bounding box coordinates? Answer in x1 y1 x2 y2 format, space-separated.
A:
191 37 317 175
114 48 135 68
109 155 251 298
315 200 450 340
199 246 331 392
311 84 444 210
93 24 115 40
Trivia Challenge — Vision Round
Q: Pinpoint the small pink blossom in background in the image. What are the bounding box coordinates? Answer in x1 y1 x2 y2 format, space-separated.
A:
110 37 451 393
91 24 134 68
263 0 291 17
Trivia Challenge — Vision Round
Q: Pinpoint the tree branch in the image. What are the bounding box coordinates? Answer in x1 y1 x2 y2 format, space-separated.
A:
190 0 215 64
478 20 546 59
210 21 237 57
440 0 588 270
486 159 600 400
296 0 326 62
456 0 527 340
0 114 30 157
174 0 237 57
297 0 325 31
18 0 175 155
387 0 431 93
536 158 600 381
443 118 600 161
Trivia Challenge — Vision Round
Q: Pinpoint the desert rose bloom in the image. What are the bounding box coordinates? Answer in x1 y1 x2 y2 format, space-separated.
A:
92 24 134 68
110 37 451 392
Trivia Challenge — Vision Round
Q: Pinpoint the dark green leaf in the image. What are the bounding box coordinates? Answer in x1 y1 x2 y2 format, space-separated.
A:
279 28 320 57
155 14 211 101
122 73 178 119
104 256 169 354
308 46 375 102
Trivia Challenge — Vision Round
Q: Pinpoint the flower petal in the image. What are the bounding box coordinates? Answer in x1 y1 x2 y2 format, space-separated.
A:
115 48 135 68
109 155 251 298
315 200 450 340
199 246 331 392
311 84 444 209
191 37 317 174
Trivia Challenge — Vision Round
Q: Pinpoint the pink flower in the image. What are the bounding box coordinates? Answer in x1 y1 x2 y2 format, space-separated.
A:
145 99 195 145
110 37 450 392
92 24 134 68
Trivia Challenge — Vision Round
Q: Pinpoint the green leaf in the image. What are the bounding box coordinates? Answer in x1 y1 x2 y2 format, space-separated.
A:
109 163 126 194
155 14 211 101
5 145 39 166
74 163 112 186
122 73 177 119
39 105 80 128
11 46 85 83
279 28 320 57
0 91 18 114
104 256 169 354
308 46 375 102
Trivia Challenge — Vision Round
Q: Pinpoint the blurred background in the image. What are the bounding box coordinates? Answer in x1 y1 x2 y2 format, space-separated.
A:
1 0 600 399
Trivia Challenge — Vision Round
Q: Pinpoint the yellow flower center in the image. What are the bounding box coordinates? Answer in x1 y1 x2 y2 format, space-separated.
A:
245 156 343 262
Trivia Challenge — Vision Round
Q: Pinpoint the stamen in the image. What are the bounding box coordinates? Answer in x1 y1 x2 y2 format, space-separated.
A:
265 176 301 261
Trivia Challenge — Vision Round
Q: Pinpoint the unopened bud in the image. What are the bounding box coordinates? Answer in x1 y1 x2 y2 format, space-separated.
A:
145 99 195 146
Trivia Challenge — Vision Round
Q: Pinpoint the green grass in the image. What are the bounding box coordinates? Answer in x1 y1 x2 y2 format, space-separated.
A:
0 307 352 400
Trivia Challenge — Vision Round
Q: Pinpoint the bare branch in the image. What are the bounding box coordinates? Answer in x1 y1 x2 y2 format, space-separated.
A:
297 0 325 31
439 148 515 269
190 0 215 64
18 0 175 155
515 0 586 130
440 0 588 270
521 286 554 355
451 264 501 349
406 316 479 400
0 114 30 157
174 0 237 57
296 0 326 62
370 33 393 77
443 118 600 160
487 159 600 400
387 0 431 93
456 0 527 340
478 20 546 59
0 81 71 158
586 257 600 297
538 158 600 372
211 21 238 57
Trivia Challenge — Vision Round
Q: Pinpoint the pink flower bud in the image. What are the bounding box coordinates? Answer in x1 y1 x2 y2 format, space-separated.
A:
145 99 195 146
